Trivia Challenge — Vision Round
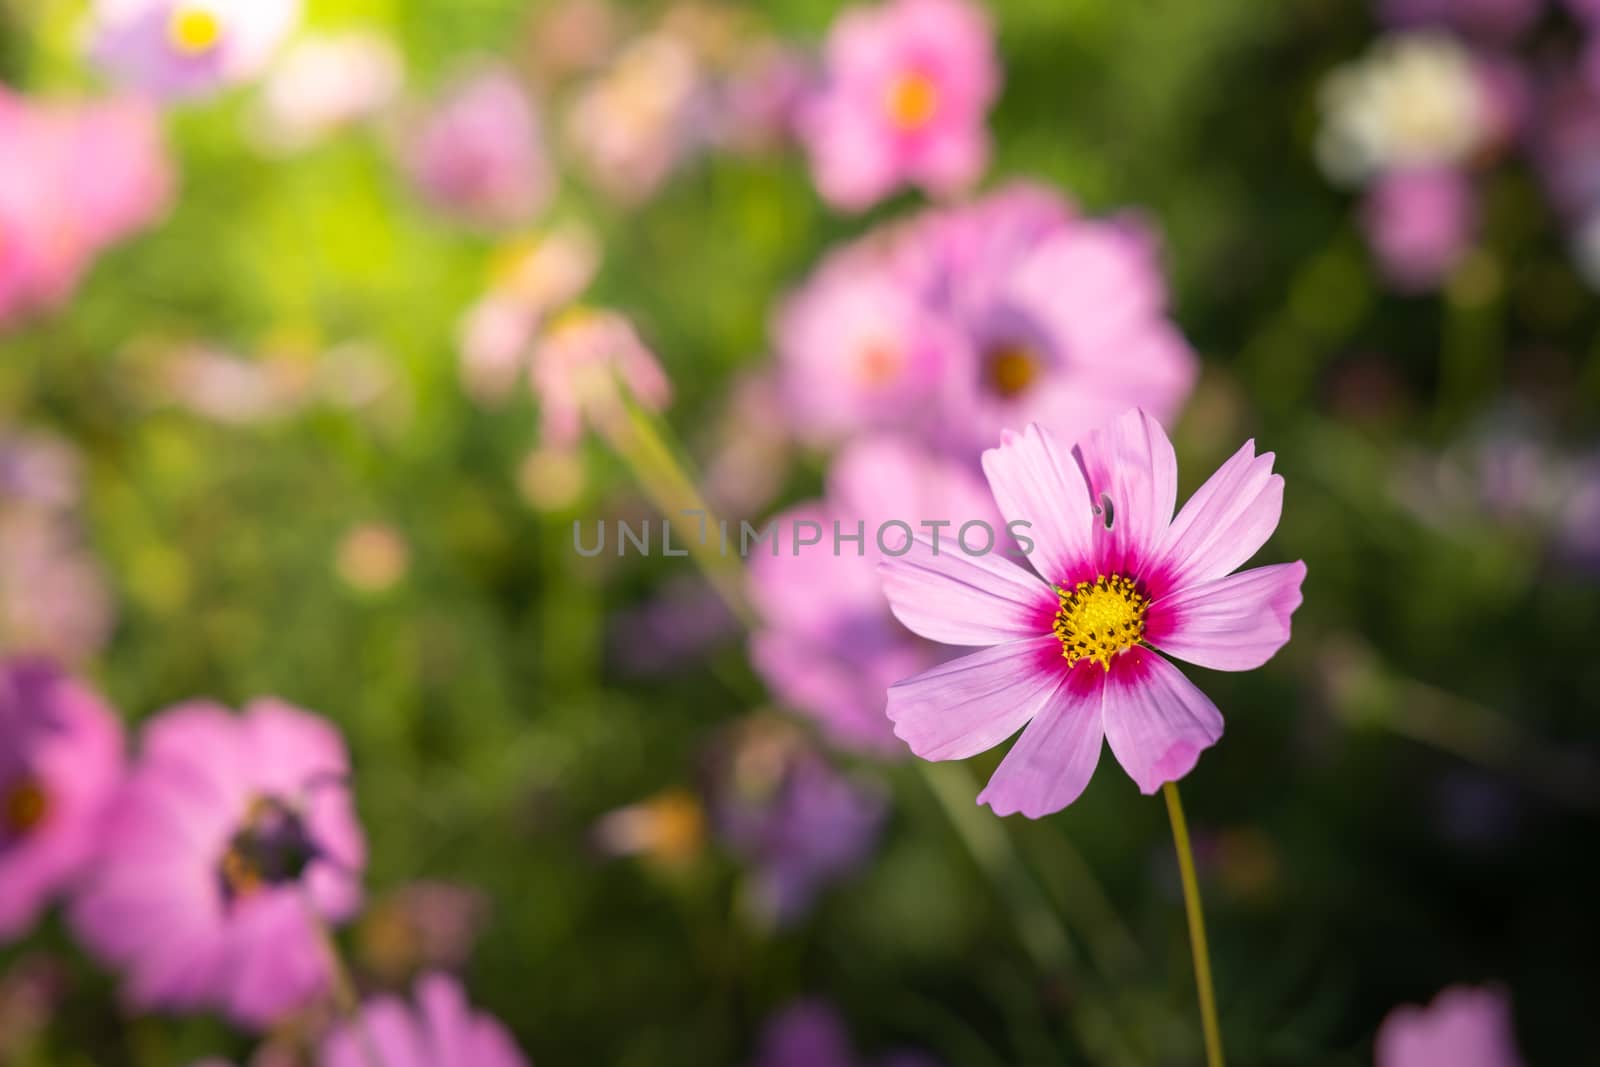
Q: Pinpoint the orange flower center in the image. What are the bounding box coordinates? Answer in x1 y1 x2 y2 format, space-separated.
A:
856 341 904 387
984 343 1039 398
1053 573 1149 670
885 71 940 130
2 777 50 837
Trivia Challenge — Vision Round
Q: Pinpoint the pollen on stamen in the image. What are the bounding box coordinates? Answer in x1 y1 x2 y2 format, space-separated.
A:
884 71 940 130
1052 573 1149 670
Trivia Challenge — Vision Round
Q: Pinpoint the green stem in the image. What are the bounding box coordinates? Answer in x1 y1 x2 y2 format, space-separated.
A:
1162 781 1224 1067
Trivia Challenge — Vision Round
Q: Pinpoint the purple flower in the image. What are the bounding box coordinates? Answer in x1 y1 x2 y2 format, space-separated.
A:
71 700 366 1028
749 435 1000 755
321 972 529 1067
707 722 886 925
879 410 1305 817
1378 0 1542 40
0 660 124 941
406 67 553 228
799 0 999 211
89 0 301 100
1376 986 1524 1067
751 1000 939 1067
528 308 671 450
1361 167 1477 290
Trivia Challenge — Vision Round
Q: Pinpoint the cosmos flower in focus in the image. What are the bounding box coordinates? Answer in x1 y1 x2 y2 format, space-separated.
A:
706 720 886 925
748 435 1000 755
528 308 671 450
1376 985 1524 1067
775 183 1197 453
879 410 1305 817
0 660 123 941
406 66 553 228
0 90 172 325
71 700 366 1028
799 0 999 211
750 1000 939 1067
250 29 403 153
89 0 301 100
321 973 529 1067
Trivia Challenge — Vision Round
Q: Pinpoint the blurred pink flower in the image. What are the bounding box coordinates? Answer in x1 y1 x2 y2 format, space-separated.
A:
775 183 1197 454
879 410 1305 816
90 0 301 100
718 43 811 155
71 700 366 1028
406 67 552 227
565 33 707 205
0 660 124 941
1361 167 1477 290
529 309 670 449
706 721 886 925
0 91 172 325
321 973 529 1067
799 0 999 211
749 435 999 755
1376 986 1524 1067
775 240 961 446
357 882 490 986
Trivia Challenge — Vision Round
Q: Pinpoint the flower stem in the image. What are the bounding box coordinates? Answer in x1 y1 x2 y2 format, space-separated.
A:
1162 781 1224 1067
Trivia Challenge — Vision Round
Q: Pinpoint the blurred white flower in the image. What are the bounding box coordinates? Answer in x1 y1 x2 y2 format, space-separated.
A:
1317 33 1486 184
250 29 403 153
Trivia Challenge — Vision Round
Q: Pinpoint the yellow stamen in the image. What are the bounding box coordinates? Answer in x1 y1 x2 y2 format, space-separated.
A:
885 71 939 130
985 344 1038 398
1053 573 1149 670
3 777 50 836
168 5 223 56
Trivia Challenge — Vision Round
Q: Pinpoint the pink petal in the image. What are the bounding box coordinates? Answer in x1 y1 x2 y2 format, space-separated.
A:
1147 562 1307 671
1073 409 1178 577
975 665 1106 818
886 637 1065 760
878 535 1054 646
1101 649 1223 794
1156 439 1283 588
979 422 1096 586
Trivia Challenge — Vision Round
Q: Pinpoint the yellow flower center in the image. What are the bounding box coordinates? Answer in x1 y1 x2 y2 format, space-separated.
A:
168 5 223 55
1053 573 1149 670
984 344 1039 398
885 71 940 130
2 776 50 837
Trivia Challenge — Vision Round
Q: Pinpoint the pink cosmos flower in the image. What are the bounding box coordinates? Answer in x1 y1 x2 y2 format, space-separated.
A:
749 435 1001 755
0 660 124 941
1361 167 1477 290
774 183 1197 455
528 309 671 450
879 410 1306 817
1375 986 1524 1067
774 239 963 447
800 0 999 211
71 700 366 1028
90 0 301 100
321 973 529 1067
406 67 553 228
0 91 172 324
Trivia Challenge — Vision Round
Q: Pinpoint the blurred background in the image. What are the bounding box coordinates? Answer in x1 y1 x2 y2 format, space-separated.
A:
2 0 1599 1064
